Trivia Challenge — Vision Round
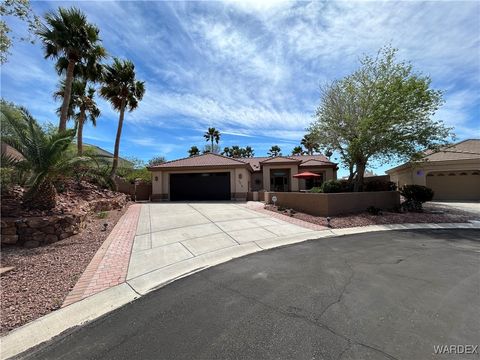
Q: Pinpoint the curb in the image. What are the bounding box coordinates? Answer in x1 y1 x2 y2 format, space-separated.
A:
1 222 479 359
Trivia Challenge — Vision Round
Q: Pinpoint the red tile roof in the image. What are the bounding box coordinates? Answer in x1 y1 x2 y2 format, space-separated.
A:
148 153 336 172
147 153 250 169
240 155 335 171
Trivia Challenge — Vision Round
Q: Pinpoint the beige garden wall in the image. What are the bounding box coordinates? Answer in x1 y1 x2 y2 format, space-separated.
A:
264 191 400 216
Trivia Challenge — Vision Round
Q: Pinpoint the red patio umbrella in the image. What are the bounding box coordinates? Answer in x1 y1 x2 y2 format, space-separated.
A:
293 171 321 178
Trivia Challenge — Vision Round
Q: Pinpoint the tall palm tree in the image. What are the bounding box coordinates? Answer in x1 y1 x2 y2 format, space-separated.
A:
301 134 320 155
268 145 282 157
55 80 100 156
1 105 86 209
291 146 304 156
36 7 104 132
203 127 220 153
100 58 145 180
243 146 254 158
188 146 200 157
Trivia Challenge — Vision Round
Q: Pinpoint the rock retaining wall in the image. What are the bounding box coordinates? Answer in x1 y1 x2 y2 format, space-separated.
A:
1 194 128 247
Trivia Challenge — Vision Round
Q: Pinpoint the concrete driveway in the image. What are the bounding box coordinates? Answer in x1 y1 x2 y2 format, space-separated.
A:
127 203 323 287
23 229 480 360
429 201 480 218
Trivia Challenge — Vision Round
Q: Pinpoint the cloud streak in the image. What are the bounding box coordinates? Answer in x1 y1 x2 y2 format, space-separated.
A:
2 0 478 176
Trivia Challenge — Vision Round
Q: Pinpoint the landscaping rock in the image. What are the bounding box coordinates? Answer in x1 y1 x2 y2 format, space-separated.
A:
1 235 18 245
24 240 40 248
0 180 129 248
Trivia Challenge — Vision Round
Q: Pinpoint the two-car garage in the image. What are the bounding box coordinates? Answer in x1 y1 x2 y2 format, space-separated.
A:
148 153 252 202
170 173 231 201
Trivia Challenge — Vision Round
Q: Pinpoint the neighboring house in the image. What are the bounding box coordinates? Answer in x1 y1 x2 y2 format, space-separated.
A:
1 141 134 168
148 153 337 201
387 139 480 200
82 143 134 168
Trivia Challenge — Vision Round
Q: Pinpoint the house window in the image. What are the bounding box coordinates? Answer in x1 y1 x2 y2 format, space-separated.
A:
305 173 324 189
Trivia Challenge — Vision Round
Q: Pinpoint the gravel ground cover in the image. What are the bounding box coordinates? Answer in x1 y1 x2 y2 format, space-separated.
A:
0 205 130 335
264 202 477 228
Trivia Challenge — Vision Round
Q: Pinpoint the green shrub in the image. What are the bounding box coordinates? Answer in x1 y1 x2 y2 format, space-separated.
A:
399 185 434 212
97 211 108 219
321 179 352 193
310 186 323 193
364 180 397 192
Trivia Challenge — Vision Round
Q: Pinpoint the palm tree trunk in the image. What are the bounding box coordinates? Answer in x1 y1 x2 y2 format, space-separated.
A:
77 110 85 156
110 98 126 182
211 138 214 153
59 59 76 132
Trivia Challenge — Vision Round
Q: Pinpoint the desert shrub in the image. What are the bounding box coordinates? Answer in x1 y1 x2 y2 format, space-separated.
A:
366 206 382 215
399 185 434 212
321 179 353 193
364 180 397 192
97 211 108 219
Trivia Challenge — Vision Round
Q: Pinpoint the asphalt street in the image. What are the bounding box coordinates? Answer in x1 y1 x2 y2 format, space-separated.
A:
20 229 480 360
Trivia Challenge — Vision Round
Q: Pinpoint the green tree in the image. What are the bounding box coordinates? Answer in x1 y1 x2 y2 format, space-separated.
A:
100 58 145 181
1 104 88 209
268 145 282 157
188 145 200 157
0 0 40 64
36 7 104 132
55 80 100 156
291 146 304 156
203 127 220 153
310 46 451 191
148 155 166 166
301 134 320 155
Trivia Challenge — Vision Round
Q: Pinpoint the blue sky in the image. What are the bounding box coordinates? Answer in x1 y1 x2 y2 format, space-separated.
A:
2 1 479 177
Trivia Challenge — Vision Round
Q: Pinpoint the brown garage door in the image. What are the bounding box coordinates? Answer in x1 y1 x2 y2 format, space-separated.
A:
170 172 231 201
426 171 480 200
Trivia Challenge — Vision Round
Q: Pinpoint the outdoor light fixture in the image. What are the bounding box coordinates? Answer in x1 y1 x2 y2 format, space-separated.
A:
326 217 332 228
154 176 158 181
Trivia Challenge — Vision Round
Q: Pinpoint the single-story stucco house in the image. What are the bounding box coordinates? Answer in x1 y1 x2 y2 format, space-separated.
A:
386 139 480 200
147 153 337 201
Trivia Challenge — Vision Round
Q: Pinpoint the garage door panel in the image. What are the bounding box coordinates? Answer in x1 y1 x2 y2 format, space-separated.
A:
170 173 231 201
426 171 480 201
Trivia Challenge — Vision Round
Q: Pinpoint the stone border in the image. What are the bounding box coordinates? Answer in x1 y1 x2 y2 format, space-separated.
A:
62 204 141 307
2 219 479 360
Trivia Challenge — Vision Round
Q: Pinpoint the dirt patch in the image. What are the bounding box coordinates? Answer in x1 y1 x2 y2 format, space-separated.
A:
264 202 477 229
0 204 130 335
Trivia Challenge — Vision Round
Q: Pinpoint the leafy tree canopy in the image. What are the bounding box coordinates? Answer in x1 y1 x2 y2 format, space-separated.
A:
0 0 40 64
309 46 452 191
148 155 166 166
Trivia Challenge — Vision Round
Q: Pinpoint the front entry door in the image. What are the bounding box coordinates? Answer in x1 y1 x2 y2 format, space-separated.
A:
271 170 289 192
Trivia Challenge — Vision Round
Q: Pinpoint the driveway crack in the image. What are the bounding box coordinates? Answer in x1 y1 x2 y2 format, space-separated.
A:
200 273 399 360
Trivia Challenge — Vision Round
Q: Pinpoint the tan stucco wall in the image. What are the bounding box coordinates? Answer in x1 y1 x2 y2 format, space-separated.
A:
264 191 400 216
151 168 251 200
